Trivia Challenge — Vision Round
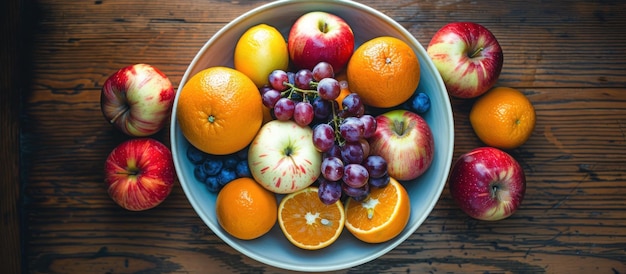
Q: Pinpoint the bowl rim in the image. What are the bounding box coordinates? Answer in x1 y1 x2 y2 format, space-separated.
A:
170 0 454 271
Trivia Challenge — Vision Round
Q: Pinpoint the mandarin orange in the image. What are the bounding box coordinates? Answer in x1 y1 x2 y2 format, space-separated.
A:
469 87 536 149
176 67 263 155
215 177 278 240
346 36 420 108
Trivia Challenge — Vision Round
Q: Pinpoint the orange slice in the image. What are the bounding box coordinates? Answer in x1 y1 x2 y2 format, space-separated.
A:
278 187 345 250
345 177 410 243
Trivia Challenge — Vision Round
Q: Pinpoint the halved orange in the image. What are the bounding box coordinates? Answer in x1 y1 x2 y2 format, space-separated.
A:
278 187 345 250
344 177 410 243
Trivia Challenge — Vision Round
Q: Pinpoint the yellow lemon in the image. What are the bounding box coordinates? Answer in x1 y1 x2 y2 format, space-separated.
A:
234 24 289 87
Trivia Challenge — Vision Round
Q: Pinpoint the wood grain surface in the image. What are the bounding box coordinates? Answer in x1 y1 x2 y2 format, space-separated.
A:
3 0 626 273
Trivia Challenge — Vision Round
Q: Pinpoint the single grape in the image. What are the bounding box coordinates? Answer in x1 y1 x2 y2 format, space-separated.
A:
364 155 388 178
274 97 296 121
341 141 365 164
268 69 289 91
311 97 332 120
318 178 342 205
317 78 341 101
409 92 431 114
294 69 314 90
341 93 364 117
368 173 390 188
186 145 206 164
323 144 342 159
342 164 369 188
359 114 377 139
235 160 251 178
294 101 314 126
261 88 282 108
312 62 335 81
342 181 370 201
321 156 344 181
312 124 336 152
340 116 364 142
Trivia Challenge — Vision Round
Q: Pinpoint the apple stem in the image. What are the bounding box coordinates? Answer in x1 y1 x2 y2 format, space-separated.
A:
393 120 406 136
109 105 129 124
318 21 329 33
469 47 484 58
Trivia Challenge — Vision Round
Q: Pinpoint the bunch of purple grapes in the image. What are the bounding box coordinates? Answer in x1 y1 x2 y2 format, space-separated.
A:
261 61 390 205
261 61 342 127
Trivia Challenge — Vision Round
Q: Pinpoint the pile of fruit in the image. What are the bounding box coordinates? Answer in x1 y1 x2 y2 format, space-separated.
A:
97 10 536 251
174 11 435 249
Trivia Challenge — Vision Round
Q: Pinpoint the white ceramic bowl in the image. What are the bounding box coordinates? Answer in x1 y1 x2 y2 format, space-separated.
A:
170 0 454 271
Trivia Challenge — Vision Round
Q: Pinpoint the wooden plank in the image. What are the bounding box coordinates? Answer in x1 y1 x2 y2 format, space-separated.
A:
1 0 25 272
25 0 626 90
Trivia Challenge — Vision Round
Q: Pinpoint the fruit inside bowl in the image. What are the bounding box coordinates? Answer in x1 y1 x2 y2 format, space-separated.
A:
170 0 454 271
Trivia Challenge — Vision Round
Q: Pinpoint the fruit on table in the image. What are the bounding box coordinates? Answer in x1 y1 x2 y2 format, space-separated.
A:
104 138 175 211
278 186 345 250
215 177 278 240
448 147 526 221
369 109 434 181
234 24 289 88
288 11 355 72
247 120 322 194
176 66 263 155
346 36 420 108
470 86 536 149
100 63 175 137
344 177 410 243
427 22 503 99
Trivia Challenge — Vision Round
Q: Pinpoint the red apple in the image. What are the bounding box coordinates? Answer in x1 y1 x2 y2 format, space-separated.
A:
287 11 354 72
448 147 526 221
248 120 322 194
426 22 503 99
104 138 175 211
368 109 434 181
101 64 176 136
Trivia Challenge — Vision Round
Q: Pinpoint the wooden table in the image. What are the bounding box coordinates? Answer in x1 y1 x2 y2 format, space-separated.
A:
3 0 626 273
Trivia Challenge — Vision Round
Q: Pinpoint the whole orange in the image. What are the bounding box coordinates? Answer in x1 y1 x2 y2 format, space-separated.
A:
215 177 278 240
177 67 263 155
346 36 420 108
469 87 536 149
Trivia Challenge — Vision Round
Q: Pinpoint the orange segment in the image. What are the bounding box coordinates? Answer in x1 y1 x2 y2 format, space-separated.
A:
345 177 410 243
278 187 345 250
215 177 278 240
469 86 536 149
176 66 263 155
346 36 420 108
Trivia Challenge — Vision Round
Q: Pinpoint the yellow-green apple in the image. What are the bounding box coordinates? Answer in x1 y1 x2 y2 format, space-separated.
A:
248 120 322 194
104 138 175 211
368 109 434 181
101 64 175 136
426 22 503 99
287 11 354 72
448 147 526 221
